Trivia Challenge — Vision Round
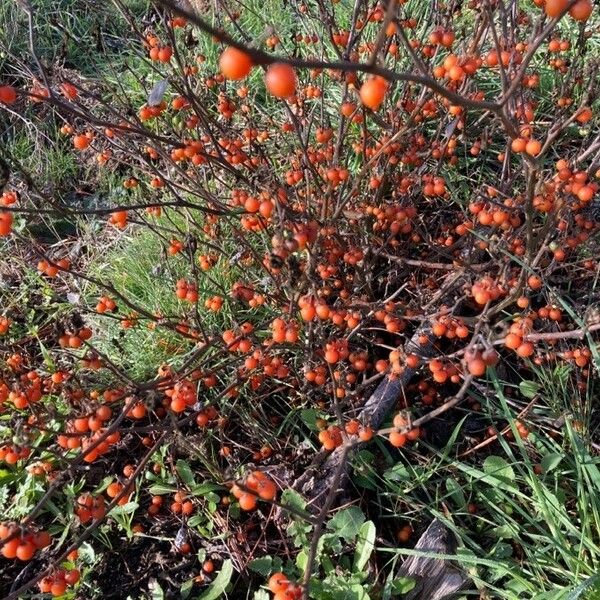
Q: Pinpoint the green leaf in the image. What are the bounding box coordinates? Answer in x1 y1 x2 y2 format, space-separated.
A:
196 559 233 600
519 380 540 399
327 506 365 542
148 578 165 600
483 456 515 484
253 591 270 600
108 502 139 517
541 453 563 473
191 483 223 496
188 514 205 528
296 550 308 570
390 577 416 596
176 460 196 486
281 488 307 512
301 408 319 430
180 578 195 600
445 478 466 508
149 483 177 495
248 556 276 577
353 521 376 572
384 464 412 482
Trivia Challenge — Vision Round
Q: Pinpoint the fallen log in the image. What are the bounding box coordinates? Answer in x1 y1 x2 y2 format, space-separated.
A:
398 518 469 600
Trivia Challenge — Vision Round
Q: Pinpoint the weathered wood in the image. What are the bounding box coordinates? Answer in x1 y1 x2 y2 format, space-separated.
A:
398 518 469 600
294 328 436 510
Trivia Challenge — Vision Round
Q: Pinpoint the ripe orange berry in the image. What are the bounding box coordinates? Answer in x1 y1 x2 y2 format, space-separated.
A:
389 431 407 447
265 63 296 98
238 492 258 511
16 540 36 561
516 342 535 357
569 0 592 20
0 85 17 104
544 0 568 18
219 47 253 80
269 572 290 593
73 134 91 150
525 139 542 156
359 76 388 110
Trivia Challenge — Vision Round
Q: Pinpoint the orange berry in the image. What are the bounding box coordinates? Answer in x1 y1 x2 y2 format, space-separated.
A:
265 63 296 98
219 47 253 80
359 76 388 110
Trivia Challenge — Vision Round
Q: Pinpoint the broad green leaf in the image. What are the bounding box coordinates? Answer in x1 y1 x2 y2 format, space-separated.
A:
281 488 307 512
191 483 223 496
196 559 233 600
483 456 515 485
445 478 466 508
176 460 196 486
180 578 195 600
541 453 563 473
519 380 540 399
149 483 177 495
353 521 376 572
248 556 279 577
327 506 365 542
390 577 416 595
108 502 139 517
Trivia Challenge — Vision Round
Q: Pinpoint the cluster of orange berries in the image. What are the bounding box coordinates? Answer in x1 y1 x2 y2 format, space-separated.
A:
75 493 107 523
267 572 302 600
166 491 194 517
0 444 30 464
542 0 592 22
165 378 197 413
0 190 17 206
422 174 448 197
38 567 81 597
231 470 278 511
428 27 455 47
176 279 199 303
198 253 216 271
59 427 121 464
431 315 470 339
561 347 592 368
0 523 51 560
504 317 535 358
432 53 481 83
73 131 93 150
464 348 499 377
471 277 506 306
271 318 299 344
148 43 173 63
318 425 343 450
204 295 224 312
344 419 374 441
108 210 128 228
195 405 218 427
304 364 328 386
223 324 254 352
0 210 13 236
0 317 12 335
96 295 117 313
511 136 542 157
320 338 348 364
428 358 461 384
58 326 92 349
106 480 132 506
3 370 43 409
389 414 421 448
168 238 183 254
37 257 70 277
